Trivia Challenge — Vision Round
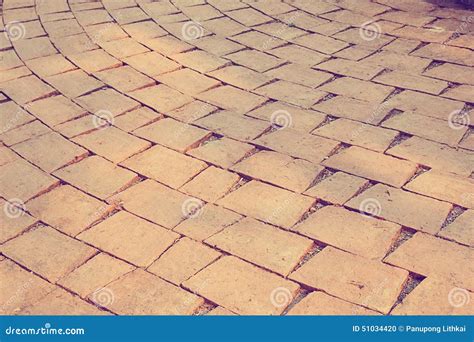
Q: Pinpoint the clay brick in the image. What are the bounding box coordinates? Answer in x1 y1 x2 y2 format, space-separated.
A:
217 180 314 228
107 179 192 229
195 111 270 141
226 50 284 73
0 102 35 134
12 132 88 173
304 172 368 204
0 259 54 314
192 36 243 56
27 185 111 236
180 166 239 203
0 159 59 202
323 146 418 187
130 84 193 113
197 85 267 114
121 145 207 189
231 150 324 193
405 170 474 209
292 33 349 54
392 277 474 315
316 58 384 80
423 63 474 86
1 75 56 104
385 233 473 290
156 68 220 95
93 269 203 314
1 225 97 283
123 52 180 76
183 256 300 315
113 107 161 132
439 210 474 246
68 49 121 73
0 198 38 243
58 253 135 297
387 136 474 177
314 118 398 152
231 30 286 51
290 247 408 313
269 45 328 67
294 206 401 259
412 43 474 67
24 54 76 77
76 88 140 117
374 71 448 95
45 70 104 98
78 211 178 267
172 50 230 73
206 218 313 275
26 95 87 127
0 121 51 146
133 118 211 152
148 237 221 285
347 184 452 234
94 66 155 93
319 77 394 103
53 156 138 200
209 65 272 91
100 38 149 59
265 63 333 88
13 37 57 61
288 292 379 315
363 50 431 73
256 80 327 108
254 129 339 164
72 127 151 163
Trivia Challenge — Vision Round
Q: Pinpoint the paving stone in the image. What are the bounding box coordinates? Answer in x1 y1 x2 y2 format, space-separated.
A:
192 36 244 56
216 180 315 228
123 52 180 76
13 37 57 61
269 44 328 67
323 146 418 187
206 217 313 276
315 118 398 152
316 58 384 80
180 166 239 203
374 71 448 95
0 50 22 72
294 206 401 259
226 50 285 73
51 33 98 55
206 307 236 315
304 172 368 205
260 129 339 164
0 159 59 202
319 77 394 103
76 88 140 117
442 85 474 103
72 127 151 163
346 183 452 234
0 120 51 147
1 75 56 104
288 292 379 315
166 100 217 123
385 232 473 290
94 269 203 315
45 70 104 98
404 170 474 209
20 288 105 315
231 150 323 193
439 210 474 246
391 277 474 315
290 246 408 314
197 85 267 114
100 37 150 59
230 30 286 51
121 145 207 189
183 256 300 315
0 66 32 84
0 101 35 134
171 50 229 73
26 95 87 127
107 179 192 229
256 80 327 108
130 84 193 113
201 17 247 36
247 102 326 133
109 107 161 132
363 50 431 73
155 68 220 95
94 66 156 93
412 43 474 67
423 63 474 86
195 111 270 142
148 237 221 285
265 63 333 88
382 112 466 146
174 203 242 241
0 198 38 244
133 118 211 152
1 225 97 283
42 18 83 38
0 259 55 315
53 156 138 200
78 211 178 267
387 136 474 177
58 253 135 298
12 132 88 173
143 35 193 55
187 137 255 169
209 65 272 91
122 20 167 40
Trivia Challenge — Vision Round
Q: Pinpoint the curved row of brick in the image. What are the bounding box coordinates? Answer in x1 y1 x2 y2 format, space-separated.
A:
1 0 473 316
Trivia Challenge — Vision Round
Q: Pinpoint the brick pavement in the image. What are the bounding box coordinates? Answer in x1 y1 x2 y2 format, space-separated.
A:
0 0 473 315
